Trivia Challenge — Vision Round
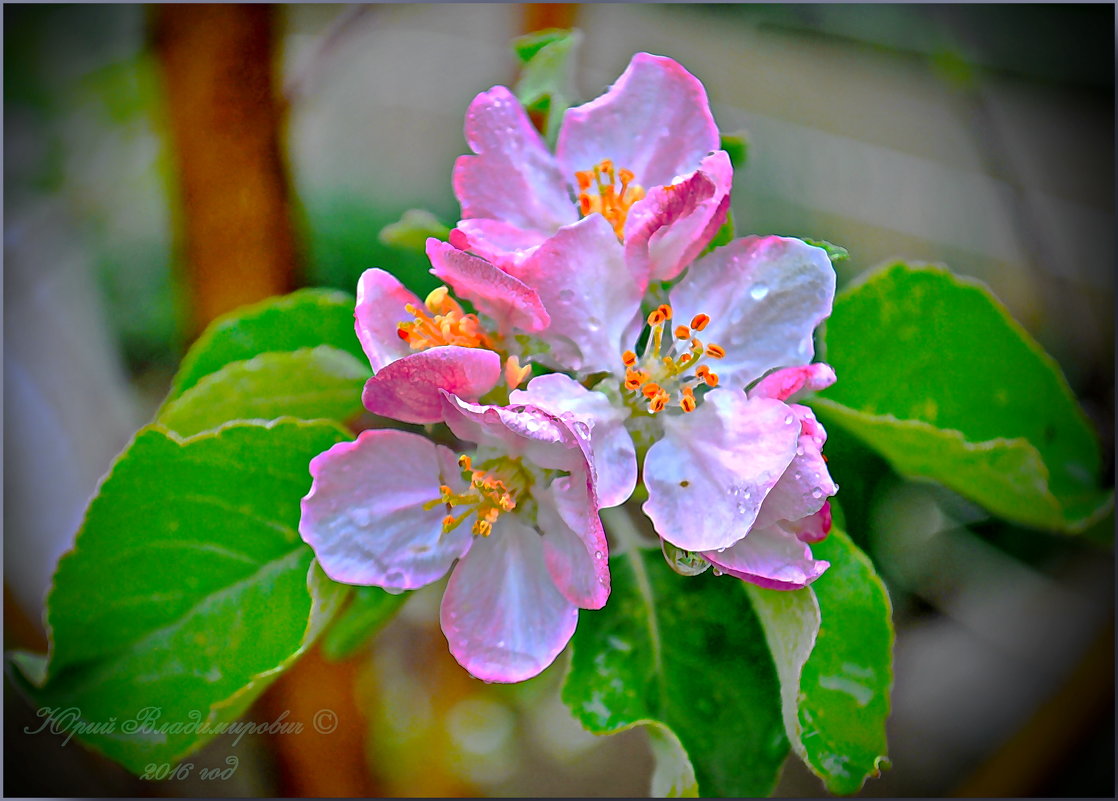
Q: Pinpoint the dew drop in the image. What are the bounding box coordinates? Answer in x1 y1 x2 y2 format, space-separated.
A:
811 487 823 499
793 471 801 480
750 283 770 301
716 547 726 553
587 317 602 332
574 422 591 437
712 568 723 577
558 289 575 303
784 414 795 425
797 445 805 456
496 640 505 648
594 550 603 560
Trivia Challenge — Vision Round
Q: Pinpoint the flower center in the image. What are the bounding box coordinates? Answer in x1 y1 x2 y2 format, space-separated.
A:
397 286 494 351
620 304 725 415
575 159 646 241
424 454 532 537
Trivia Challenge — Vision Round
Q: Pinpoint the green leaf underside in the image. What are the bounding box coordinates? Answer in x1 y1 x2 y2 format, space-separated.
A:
15 420 351 773
818 263 1111 532
158 346 367 437
378 208 452 253
321 586 411 661
748 528 893 794
168 289 366 401
513 29 581 143
719 131 749 170
562 548 788 798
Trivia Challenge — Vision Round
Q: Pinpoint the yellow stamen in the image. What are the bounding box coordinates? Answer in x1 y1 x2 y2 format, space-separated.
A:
575 159 646 241
397 287 494 351
504 355 532 389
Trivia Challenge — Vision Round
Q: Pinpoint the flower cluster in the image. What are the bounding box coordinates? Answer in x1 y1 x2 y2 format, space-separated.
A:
300 52 838 682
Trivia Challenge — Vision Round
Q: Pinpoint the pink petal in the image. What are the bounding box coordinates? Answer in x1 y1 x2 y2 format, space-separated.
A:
512 214 645 374
449 220 547 271
557 53 720 190
354 268 420 371
642 390 800 552
702 523 830 590
300 429 473 590
440 516 579 683
624 150 733 283
668 236 836 390
753 404 837 530
362 346 501 424
787 502 832 544
453 85 576 233
510 373 636 508
427 239 550 333
439 392 592 475
749 363 837 402
536 473 610 609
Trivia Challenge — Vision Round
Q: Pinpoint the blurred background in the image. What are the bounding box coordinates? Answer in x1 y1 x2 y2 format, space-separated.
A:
4 3 1114 797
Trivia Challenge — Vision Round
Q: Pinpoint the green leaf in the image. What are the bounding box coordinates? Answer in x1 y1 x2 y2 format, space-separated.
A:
321 586 411 661
649 725 700 797
748 528 893 794
702 208 736 256
378 208 451 254
817 263 1112 532
11 420 351 773
158 346 367 437
169 289 366 400
512 28 572 63
719 131 749 170
562 547 788 797
512 28 582 143
800 238 849 264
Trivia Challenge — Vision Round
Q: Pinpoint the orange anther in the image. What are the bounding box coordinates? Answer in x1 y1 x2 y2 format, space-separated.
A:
704 372 720 387
642 382 663 399
674 325 691 339
649 393 669 413
458 454 472 471
442 515 456 528
705 343 726 359
579 195 594 216
647 309 667 326
658 304 673 320
690 313 710 331
576 171 592 190
695 364 710 378
680 394 697 413
396 327 412 341
618 167 635 184
622 350 637 366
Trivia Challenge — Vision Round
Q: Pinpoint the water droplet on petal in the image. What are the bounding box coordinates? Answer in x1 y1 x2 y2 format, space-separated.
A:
558 289 575 303
712 568 723 577
716 547 726 553
594 550 603 560
750 283 770 301
811 487 823 499
784 414 794 425
587 317 602 332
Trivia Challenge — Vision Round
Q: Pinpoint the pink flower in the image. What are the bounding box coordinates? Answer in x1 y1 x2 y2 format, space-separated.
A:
502 234 838 589
354 267 543 424
450 53 732 290
300 393 608 682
